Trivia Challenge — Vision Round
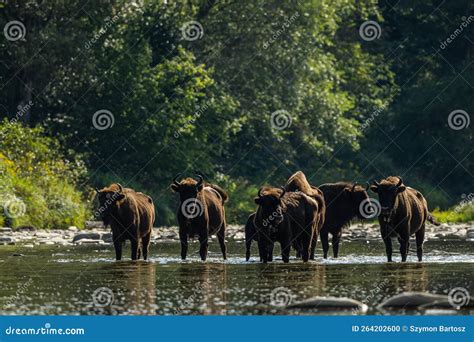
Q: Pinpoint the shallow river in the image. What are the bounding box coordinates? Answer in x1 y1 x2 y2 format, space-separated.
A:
0 239 472 315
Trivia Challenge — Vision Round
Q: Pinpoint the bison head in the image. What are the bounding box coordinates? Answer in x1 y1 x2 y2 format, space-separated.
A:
370 176 406 222
95 183 125 226
345 183 371 219
254 187 286 233
171 174 205 218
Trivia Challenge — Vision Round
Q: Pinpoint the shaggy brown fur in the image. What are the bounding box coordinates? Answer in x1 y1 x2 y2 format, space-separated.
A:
254 187 319 263
318 182 370 258
284 171 326 259
171 175 228 261
285 171 326 260
96 183 155 261
370 176 439 262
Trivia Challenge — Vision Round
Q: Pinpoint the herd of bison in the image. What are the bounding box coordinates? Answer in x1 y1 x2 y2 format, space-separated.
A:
95 171 440 263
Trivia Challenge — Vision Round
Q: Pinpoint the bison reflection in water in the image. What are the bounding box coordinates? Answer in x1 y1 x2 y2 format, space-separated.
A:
171 174 228 261
95 183 155 261
370 176 440 262
253 186 321 263
318 182 370 258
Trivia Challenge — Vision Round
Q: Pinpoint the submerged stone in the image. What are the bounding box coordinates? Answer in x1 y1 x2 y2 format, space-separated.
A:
378 292 449 309
72 233 101 243
287 296 367 312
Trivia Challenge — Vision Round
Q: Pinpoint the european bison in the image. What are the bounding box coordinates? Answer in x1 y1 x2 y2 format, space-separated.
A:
284 171 325 259
318 182 370 258
370 176 439 262
254 186 320 263
171 174 228 261
96 183 155 261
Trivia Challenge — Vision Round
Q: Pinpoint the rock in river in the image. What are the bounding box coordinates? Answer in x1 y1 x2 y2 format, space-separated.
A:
0 236 15 245
72 233 101 243
287 296 368 312
378 292 453 309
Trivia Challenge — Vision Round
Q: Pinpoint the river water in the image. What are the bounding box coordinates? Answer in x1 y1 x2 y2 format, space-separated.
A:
0 239 472 315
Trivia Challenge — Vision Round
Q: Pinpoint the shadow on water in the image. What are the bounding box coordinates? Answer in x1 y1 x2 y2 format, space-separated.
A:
0 240 472 315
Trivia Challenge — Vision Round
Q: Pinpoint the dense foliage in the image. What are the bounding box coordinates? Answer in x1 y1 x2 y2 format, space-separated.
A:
0 120 89 228
0 0 471 227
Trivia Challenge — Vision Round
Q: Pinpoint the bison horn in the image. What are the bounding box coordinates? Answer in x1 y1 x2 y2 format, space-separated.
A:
95 187 101 193
116 183 123 193
172 173 182 186
365 182 370 191
279 186 286 199
257 187 264 197
195 174 204 189
396 176 403 187
372 180 380 187
351 183 359 192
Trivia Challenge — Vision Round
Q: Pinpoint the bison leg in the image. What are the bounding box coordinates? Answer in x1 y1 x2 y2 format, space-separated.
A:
267 242 274 262
258 238 268 263
382 236 393 262
217 227 227 260
130 237 139 261
113 238 122 261
310 229 318 260
142 232 152 261
332 232 341 258
179 231 188 260
320 230 329 259
199 234 209 261
281 238 291 263
398 235 410 262
415 225 425 262
245 237 252 261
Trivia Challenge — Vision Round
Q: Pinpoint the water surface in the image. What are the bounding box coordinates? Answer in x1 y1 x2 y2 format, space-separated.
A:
0 240 472 315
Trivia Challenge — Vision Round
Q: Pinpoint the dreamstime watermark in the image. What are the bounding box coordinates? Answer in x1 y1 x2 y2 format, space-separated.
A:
268 287 294 307
261 207 285 228
5 323 85 336
180 198 204 219
3 277 33 309
359 20 381 41
181 21 203 41
440 16 474 50
173 281 210 315
270 109 292 130
173 101 210 139
84 14 121 50
92 109 115 130
359 198 381 219
352 278 389 313
447 193 474 221
2 197 27 219
447 109 470 130
263 12 300 49
92 287 114 307
3 20 26 41
359 104 386 131
448 287 470 309
94 192 122 218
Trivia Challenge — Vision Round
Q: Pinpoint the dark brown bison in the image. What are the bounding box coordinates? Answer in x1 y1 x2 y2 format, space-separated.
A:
171 174 228 261
96 183 155 261
244 212 272 261
284 171 325 259
253 186 320 263
318 182 370 258
370 176 440 262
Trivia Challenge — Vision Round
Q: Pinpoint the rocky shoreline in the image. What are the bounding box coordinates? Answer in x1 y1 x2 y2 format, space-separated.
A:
0 221 473 246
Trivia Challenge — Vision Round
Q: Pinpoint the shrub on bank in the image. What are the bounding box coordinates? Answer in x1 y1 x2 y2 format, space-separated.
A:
0 120 90 229
432 203 474 223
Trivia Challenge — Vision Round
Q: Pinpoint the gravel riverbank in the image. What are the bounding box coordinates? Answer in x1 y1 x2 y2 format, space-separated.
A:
0 221 473 247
